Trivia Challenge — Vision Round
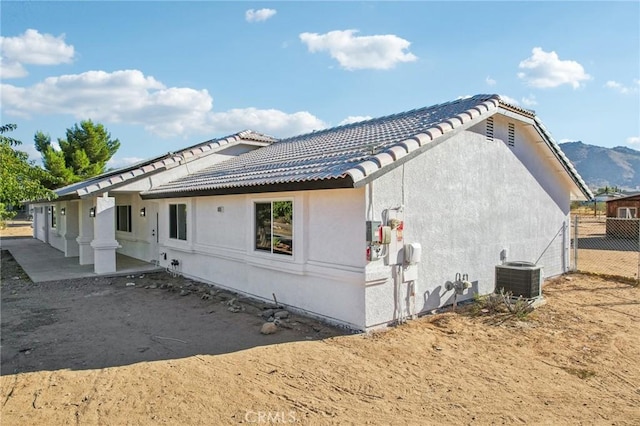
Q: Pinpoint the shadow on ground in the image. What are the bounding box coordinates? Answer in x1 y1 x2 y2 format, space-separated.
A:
1 250 346 375
576 236 639 252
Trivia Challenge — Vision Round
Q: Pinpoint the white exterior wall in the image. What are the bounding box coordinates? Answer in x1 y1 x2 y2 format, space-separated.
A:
364 117 572 328
155 189 367 329
32 205 47 242
111 193 157 262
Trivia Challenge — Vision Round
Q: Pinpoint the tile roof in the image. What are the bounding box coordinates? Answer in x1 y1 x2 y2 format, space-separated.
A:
52 130 276 200
142 94 504 197
140 94 591 200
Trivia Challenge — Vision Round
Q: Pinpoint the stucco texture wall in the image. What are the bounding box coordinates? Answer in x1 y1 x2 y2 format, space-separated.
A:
365 116 571 327
157 190 367 329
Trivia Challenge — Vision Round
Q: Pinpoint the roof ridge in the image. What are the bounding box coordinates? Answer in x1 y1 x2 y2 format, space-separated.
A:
275 94 499 143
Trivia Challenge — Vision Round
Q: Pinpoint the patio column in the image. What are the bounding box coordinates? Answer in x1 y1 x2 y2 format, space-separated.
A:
63 202 80 257
77 199 94 265
31 204 38 239
90 194 120 274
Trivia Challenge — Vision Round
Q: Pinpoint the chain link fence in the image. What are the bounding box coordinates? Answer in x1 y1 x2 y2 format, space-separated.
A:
571 216 640 284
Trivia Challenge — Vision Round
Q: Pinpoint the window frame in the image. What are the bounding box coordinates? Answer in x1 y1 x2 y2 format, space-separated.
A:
617 207 638 219
116 205 132 233
169 203 187 241
254 200 293 257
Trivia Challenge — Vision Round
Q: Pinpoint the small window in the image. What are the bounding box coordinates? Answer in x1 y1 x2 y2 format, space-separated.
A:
51 205 56 228
116 205 132 232
169 204 187 240
618 207 638 219
255 200 293 256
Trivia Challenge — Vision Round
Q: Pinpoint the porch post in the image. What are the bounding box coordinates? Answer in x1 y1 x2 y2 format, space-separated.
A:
63 202 80 257
31 204 38 239
77 199 95 265
90 194 120 274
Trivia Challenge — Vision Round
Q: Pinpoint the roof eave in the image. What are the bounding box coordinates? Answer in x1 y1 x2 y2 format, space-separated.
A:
531 117 593 201
140 176 355 200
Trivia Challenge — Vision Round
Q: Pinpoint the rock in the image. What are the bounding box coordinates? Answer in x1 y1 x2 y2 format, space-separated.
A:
226 298 237 306
148 284 157 289
274 310 289 319
261 309 275 319
260 322 278 335
179 289 190 296
139 274 145 279
126 282 135 287
201 294 211 300
228 306 241 313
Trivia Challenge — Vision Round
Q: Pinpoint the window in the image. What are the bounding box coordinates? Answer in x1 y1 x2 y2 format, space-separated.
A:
51 206 56 228
618 207 638 219
116 205 132 232
255 200 293 256
169 204 187 240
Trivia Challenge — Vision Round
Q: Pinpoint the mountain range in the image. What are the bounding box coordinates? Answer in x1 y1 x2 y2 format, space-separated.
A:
559 141 640 190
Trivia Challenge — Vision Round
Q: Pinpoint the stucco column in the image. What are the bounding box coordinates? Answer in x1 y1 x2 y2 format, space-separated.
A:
31 204 38 239
90 194 120 274
63 202 80 257
76 199 95 265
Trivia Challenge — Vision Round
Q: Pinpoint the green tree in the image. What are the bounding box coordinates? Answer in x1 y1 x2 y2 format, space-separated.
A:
0 124 57 225
35 120 120 187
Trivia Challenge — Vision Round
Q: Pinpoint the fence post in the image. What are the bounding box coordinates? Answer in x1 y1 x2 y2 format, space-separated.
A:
637 218 639 285
573 215 579 272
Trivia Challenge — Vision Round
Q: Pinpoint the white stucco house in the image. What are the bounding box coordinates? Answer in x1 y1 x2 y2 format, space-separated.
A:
31 94 592 331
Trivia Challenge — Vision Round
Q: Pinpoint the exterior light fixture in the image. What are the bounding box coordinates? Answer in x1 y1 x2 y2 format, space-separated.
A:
140 207 146 217
89 207 96 218
61 208 66 216
48 207 52 213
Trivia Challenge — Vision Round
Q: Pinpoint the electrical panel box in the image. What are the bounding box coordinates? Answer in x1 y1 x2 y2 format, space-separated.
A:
404 243 422 265
366 221 381 243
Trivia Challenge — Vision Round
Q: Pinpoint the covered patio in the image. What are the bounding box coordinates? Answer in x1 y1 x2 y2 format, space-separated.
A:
0 238 161 283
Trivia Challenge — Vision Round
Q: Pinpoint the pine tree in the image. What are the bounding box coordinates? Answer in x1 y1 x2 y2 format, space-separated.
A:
35 120 120 187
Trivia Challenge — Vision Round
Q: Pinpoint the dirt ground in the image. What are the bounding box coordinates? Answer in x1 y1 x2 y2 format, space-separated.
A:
2 224 640 425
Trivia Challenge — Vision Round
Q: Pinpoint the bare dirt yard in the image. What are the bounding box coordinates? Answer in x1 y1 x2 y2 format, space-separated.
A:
1 223 639 425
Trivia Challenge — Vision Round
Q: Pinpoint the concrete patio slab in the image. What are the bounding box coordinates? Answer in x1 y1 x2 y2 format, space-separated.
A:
0 237 162 283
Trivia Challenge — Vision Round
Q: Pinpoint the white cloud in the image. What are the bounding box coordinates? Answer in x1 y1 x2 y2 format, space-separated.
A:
107 156 146 169
605 80 639 94
0 29 74 79
521 94 537 107
456 95 472 100
485 76 496 86
245 8 277 23
499 94 520 105
209 108 326 136
339 116 372 125
1 69 325 138
299 29 417 70
518 47 590 89
559 138 577 143
627 136 640 146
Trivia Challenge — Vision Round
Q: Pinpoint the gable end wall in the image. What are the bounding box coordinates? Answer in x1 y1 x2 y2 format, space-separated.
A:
365 116 571 328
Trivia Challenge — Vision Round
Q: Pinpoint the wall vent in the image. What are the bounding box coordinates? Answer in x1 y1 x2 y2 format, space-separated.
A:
508 122 515 147
486 117 494 141
495 261 542 298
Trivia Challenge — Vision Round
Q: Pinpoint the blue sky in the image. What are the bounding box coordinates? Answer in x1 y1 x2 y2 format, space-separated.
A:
1 1 639 169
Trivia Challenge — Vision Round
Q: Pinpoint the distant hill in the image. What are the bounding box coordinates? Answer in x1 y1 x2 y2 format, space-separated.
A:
559 141 640 190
